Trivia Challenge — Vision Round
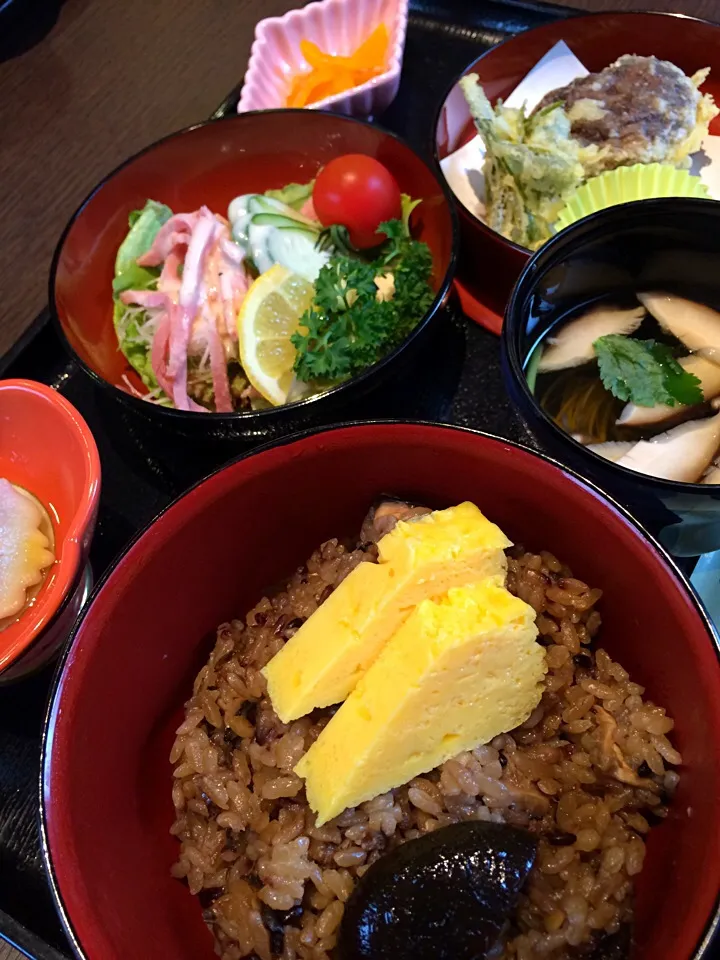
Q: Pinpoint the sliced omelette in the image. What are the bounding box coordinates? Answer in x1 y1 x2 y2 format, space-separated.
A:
262 502 511 723
295 579 546 826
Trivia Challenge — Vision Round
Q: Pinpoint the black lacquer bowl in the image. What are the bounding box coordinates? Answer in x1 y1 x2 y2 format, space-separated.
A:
502 197 720 557
0 0 62 60
49 110 458 478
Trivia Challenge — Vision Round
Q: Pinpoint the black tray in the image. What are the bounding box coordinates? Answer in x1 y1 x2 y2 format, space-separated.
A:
0 0 573 956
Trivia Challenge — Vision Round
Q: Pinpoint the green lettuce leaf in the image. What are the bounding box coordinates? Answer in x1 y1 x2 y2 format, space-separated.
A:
114 199 172 279
112 199 173 394
264 181 314 210
112 300 160 391
112 261 160 297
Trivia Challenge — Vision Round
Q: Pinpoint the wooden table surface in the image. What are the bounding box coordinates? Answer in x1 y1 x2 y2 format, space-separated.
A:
0 0 717 956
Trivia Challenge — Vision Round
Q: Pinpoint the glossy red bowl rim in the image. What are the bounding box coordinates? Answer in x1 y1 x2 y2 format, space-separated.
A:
39 419 720 960
430 10 720 259
49 109 459 423
0 379 101 672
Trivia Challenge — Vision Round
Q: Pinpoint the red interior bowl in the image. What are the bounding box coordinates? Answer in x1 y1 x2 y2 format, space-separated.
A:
434 12 720 325
42 423 720 960
0 379 100 676
51 110 456 424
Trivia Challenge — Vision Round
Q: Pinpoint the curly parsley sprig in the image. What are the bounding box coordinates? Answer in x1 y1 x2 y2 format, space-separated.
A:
291 220 434 383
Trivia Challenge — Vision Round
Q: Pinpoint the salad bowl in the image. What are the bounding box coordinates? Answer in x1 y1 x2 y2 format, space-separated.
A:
50 110 458 476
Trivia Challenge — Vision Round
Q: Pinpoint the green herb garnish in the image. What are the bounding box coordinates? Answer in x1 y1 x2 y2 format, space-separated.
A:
593 334 703 408
291 220 434 383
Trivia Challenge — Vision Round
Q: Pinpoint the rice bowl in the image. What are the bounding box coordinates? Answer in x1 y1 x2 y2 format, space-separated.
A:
39 423 720 960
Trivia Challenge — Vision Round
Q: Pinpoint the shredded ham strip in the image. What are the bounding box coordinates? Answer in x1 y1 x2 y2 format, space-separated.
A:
150 313 174 397
122 206 250 412
136 213 197 267
119 290 170 310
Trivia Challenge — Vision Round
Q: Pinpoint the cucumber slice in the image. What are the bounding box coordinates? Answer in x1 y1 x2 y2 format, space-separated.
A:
229 195 257 250
247 195 272 214
228 194 253 224
266 228 330 282
233 194 316 224
250 195 316 225
248 196 290 215
252 212 319 232
232 213 254 248
247 222 275 274
232 192 327 279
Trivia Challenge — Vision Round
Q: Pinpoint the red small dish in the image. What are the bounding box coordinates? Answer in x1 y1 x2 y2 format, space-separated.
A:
42 422 720 960
434 12 720 332
0 379 100 679
455 278 503 334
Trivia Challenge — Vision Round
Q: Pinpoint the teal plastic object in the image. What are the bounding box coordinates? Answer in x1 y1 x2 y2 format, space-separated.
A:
692 551 720 631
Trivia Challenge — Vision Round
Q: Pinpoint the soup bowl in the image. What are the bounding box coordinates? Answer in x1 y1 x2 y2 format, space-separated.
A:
502 196 720 557
434 11 720 326
42 421 720 960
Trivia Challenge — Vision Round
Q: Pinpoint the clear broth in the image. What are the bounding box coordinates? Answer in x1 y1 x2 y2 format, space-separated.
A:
531 302 716 447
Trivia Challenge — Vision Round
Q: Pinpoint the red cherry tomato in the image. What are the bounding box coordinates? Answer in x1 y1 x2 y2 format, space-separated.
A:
312 154 403 249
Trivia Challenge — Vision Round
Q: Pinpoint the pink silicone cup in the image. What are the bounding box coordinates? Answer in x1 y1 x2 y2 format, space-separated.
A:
238 0 408 117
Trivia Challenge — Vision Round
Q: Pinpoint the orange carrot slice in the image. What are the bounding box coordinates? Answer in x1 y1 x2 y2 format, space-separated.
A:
299 39 333 70
287 65 335 107
347 23 389 70
286 23 390 107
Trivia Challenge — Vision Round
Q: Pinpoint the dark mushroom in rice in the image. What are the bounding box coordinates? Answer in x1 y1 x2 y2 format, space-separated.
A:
338 820 537 960
359 499 432 544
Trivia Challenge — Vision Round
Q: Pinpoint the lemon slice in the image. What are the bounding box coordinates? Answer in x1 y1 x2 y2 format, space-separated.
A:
237 264 315 406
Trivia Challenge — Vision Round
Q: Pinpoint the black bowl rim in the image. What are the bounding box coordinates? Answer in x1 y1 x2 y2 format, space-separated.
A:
430 9 720 258
503 195 720 492
48 109 459 424
39 417 720 960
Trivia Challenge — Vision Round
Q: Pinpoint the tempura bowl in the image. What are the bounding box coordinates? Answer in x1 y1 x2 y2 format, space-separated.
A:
502 196 720 557
42 422 720 960
434 12 720 326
